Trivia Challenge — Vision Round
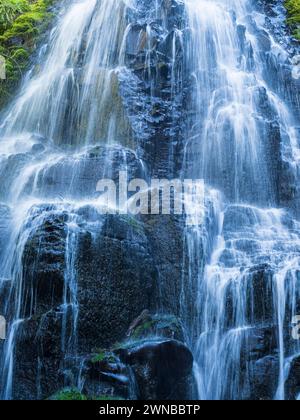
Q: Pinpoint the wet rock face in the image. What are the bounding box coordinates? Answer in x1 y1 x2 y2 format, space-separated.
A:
0 204 11 257
119 0 188 177
12 208 160 398
248 2 300 213
249 355 280 400
76 214 158 350
286 356 300 400
2 0 300 402
22 210 67 317
143 214 186 316
118 339 193 400
204 203 300 400
1 145 145 203
13 312 65 400
258 0 300 56
80 312 191 401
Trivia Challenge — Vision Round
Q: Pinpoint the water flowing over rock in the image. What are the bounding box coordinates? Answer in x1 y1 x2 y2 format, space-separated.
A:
0 0 299 401
182 0 300 401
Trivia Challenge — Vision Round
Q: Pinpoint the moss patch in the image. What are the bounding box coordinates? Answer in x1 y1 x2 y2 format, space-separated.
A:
49 388 124 401
285 0 300 40
91 350 117 364
49 388 88 401
92 395 125 401
0 0 58 108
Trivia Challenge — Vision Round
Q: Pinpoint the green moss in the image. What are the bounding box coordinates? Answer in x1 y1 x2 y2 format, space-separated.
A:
92 395 125 401
0 0 29 34
285 0 300 40
49 388 87 401
48 388 124 401
91 351 107 363
130 314 182 340
132 320 155 338
91 350 116 364
0 0 57 108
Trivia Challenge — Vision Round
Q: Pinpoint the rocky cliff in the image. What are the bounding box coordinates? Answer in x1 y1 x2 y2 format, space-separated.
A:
0 0 299 401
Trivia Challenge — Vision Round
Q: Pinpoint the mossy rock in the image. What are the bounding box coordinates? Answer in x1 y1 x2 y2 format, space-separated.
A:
130 314 184 341
92 395 125 401
48 388 87 401
0 0 58 108
0 0 29 34
48 388 124 401
91 350 117 364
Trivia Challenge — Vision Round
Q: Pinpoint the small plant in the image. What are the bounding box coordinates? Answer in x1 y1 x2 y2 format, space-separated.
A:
91 349 117 364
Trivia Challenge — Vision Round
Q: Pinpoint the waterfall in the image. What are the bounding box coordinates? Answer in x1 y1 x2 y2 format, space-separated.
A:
184 0 300 400
0 0 138 399
184 0 298 205
0 0 131 147
0 0 299 401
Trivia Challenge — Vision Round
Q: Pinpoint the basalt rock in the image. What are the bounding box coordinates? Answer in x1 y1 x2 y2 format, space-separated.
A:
285 355 300 400
76 213 158 350
15 146 145 202
119 0 188 177
11 207 161 399
117 339 193 400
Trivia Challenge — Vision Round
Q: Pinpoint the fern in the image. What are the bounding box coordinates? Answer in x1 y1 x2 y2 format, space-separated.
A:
285 0 300 40
0 0 29 32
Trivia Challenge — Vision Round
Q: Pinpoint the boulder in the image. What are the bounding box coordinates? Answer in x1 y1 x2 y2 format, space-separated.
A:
117 339 193 400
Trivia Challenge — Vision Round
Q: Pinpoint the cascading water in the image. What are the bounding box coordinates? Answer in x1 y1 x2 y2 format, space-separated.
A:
0 0 132 147
0 0 141 400
183 0 300 400
0 0 299 401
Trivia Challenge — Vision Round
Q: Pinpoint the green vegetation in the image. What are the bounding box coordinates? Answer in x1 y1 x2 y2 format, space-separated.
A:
49 388 88 401
130 314 182 340
92 395 125 401
91 350 116 364
0 0 29 32
49 388 124 401
285 0 300 40
0 0 57 107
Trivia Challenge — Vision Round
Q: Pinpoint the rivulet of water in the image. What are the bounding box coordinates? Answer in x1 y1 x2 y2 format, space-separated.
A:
183 0 300 400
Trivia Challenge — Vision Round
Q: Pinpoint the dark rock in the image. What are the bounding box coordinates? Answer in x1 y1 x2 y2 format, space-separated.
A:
18 146 145 201
127 312 184 342
120 0 188 177
76 213 158 350
143 214 185 317
21 207 67 317
224 264 275 327
117 339 193 400
12 311 65 400
84 352 131 400
127 310 152 337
